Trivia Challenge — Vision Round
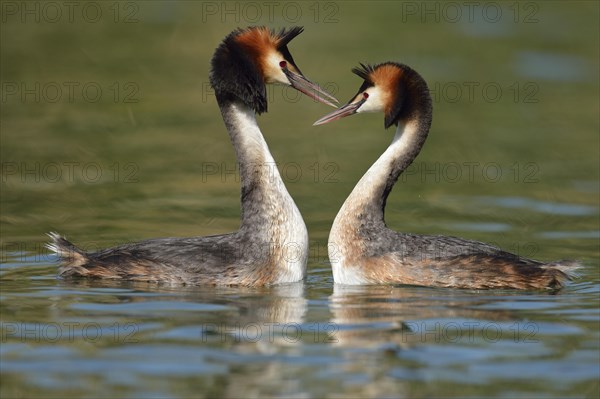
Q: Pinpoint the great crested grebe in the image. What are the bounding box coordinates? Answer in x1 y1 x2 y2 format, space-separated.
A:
47 26 338 286
315 62 580 290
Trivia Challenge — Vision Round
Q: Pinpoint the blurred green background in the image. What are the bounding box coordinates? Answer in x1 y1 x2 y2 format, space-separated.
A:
2 1 598 263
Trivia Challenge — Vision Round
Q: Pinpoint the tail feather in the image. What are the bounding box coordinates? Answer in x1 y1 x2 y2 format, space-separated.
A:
46 232 88 268
542 260 582 287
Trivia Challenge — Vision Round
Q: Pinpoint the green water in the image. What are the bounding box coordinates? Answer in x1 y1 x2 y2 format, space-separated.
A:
1 1 599 398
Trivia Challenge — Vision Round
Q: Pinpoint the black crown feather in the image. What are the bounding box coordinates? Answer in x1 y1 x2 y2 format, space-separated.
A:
209 26 304 114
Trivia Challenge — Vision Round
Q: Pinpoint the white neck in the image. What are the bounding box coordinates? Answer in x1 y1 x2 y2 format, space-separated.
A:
328 121 421 283
334 120 419 224
219 101 308 282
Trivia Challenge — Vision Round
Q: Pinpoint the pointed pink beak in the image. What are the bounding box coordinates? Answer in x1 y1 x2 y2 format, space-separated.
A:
283 68 339 108
313 98 366 125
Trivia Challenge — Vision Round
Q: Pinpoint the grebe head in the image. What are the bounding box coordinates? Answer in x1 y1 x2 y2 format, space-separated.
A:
313 62 431 129
210 26 338 114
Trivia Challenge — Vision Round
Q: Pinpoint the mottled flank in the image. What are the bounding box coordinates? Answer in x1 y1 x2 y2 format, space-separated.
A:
331 225 581 290
376 231 579 289
47 232 296 287
359 246 580 290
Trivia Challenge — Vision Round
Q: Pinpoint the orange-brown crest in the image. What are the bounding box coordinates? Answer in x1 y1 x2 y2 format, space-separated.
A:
234 27 279 61
368 64 404 116
233 27 301 80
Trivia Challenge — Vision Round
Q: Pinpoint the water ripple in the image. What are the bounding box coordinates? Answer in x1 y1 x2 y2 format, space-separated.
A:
477 196 598 216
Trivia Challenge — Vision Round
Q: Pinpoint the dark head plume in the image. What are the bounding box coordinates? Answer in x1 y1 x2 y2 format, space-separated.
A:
209 26 305 114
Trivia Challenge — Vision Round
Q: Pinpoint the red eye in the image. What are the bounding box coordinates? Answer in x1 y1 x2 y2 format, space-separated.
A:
363 92 369 99
279 61 287 68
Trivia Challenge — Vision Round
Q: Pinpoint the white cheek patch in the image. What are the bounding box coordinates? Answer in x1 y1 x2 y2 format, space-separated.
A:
264 52 291 85
357 86 387 114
